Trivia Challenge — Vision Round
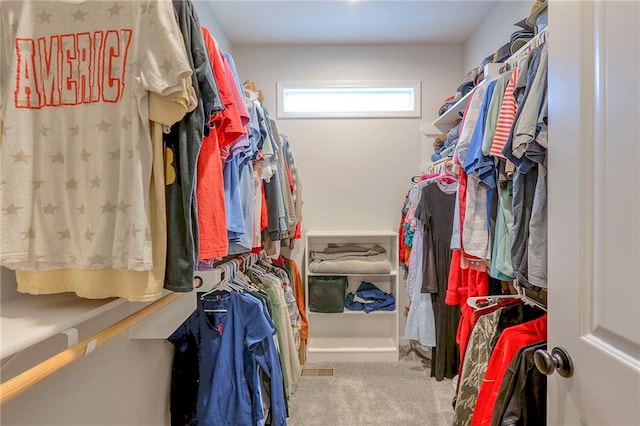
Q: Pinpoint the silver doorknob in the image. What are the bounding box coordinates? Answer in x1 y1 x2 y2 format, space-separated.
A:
534 347 574 378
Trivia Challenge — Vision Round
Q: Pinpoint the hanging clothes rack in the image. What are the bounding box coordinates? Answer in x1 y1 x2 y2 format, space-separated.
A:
0 288 194 405
504 26 548 69
202 251 261 286
419 157 454 178
0 251 264 405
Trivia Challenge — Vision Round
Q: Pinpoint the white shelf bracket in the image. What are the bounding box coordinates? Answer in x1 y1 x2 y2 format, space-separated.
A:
420 123 440 137
81 339 98 359
60 328 79 348
60 327 78 348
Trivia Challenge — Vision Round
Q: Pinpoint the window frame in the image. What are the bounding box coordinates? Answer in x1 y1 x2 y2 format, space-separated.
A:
276 80 422 119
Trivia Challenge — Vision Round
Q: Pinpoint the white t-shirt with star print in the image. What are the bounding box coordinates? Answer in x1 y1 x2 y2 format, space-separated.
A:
0 0 192 271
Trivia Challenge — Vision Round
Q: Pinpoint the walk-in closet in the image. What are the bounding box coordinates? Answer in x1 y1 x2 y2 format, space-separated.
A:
1 1 639 425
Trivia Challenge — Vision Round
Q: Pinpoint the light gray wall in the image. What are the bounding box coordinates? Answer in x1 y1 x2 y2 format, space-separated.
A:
464 1 532 73
193 1 232 52
231 43 464 338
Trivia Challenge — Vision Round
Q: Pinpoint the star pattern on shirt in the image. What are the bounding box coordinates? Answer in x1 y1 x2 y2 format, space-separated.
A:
88 254 105 266
90 176 101 188
38 125 51 137
96 119 112 133
85 228 95 241
117 201 131 213
121 117 132 130
120 250 130 261
32 180 45 190
58 228 71 240
50 151 65 164
42 202 60 215
76 204 85 215
69 126 80 137
140 2 154 14
108 149 121 160
71 9 88 22
65 178 78 190
37 10 52 23
133 256 146 266
107 3 123 17
101 202 117 214
80 149 91 161
12 150 32 163
2 204 23 215
128 62 141 73
160 59 173 74
21 227 35 240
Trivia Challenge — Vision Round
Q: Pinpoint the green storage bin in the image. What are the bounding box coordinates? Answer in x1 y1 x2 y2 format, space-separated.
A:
308 276 348 313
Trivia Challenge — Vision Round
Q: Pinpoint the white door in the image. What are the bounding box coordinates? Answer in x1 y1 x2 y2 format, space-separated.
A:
548 1 640 424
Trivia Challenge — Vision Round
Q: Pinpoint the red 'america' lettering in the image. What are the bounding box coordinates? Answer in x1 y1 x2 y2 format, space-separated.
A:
14 29 132 109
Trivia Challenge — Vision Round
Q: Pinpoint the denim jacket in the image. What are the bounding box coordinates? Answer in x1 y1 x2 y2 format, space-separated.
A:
345 281 395 313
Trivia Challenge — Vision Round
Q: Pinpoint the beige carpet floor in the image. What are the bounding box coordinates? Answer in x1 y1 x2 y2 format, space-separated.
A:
287 346 455 426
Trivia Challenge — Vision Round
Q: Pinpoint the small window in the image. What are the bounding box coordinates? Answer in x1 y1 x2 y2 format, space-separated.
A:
276 81 421 119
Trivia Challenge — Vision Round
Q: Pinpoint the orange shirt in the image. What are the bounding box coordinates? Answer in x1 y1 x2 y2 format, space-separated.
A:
200 27 245 154
196 26 237 260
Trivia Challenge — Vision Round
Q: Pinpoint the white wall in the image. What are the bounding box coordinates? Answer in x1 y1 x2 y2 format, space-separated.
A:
193 1 232 52
464 1 532 72
231 43 464 339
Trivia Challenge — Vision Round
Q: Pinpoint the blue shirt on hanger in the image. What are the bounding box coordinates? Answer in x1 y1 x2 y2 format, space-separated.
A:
169 291 287 425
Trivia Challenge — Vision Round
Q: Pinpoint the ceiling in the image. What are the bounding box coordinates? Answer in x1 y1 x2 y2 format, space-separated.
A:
204 0 499 45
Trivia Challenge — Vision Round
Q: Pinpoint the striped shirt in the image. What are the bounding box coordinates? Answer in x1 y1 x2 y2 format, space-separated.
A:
462 174 492 260
455 81 489 165
490 67 522 158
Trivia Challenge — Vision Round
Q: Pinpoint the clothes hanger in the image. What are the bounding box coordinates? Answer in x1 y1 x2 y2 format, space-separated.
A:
434 160 458 194
225 260 246 292
200 264 231 312
467 285 547 312
201 263 233 299
244 88 260 101
466 294 521 310
232 268 256 292
249 260 267 276
514 282 547 312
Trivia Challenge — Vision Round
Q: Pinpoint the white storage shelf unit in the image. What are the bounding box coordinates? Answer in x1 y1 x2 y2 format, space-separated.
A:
304 231 399 362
